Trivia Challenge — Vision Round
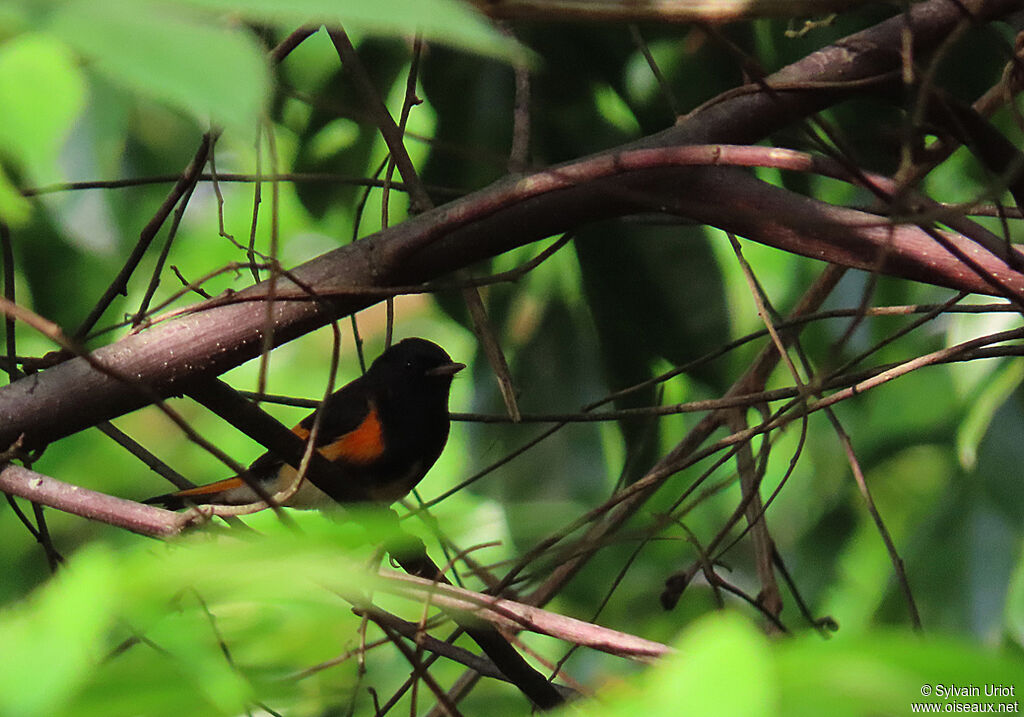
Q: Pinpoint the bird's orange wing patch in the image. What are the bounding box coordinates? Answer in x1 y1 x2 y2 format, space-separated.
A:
293 402 385 465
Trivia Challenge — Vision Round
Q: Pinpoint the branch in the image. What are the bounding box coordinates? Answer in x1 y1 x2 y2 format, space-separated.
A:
374 571 672 662
0 0 1019 448
0 464 190 538
0 150 1018 449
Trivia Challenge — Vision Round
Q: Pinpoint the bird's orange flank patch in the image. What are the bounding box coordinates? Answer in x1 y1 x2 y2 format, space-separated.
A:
292 403 385 465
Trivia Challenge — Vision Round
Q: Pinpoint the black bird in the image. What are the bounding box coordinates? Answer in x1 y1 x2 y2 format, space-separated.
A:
146 338 463 509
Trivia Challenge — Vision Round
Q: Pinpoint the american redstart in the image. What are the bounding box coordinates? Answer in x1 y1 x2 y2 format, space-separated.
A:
146 338 464 509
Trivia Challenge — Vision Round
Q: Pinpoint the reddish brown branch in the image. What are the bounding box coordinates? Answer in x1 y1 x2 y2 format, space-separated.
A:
375 572 672 662
0 0 1019 454
0 149 1019 451
0 464 189 538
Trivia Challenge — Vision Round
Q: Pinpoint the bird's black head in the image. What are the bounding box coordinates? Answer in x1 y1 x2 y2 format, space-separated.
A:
368 338 464 397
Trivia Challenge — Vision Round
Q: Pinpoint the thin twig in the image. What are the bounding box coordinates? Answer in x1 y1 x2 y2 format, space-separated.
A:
74 133 212 339
825 409 923 630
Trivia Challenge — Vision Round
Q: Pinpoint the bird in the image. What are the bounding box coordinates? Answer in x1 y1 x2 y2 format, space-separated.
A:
146 338 464 510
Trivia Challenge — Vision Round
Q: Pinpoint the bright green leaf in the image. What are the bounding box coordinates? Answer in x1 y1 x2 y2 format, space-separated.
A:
570 617 1023 717
594 83 640 135
0 33 86 170
777 631 1024 717
665 613 775 717
0 546 117 717
582 613 775 717
49 0 269 134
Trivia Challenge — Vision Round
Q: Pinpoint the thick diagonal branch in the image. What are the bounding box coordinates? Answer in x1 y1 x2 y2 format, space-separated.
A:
0 0 1020 449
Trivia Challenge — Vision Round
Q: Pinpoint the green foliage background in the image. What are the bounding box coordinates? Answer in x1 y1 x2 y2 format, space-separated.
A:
0 1 1022 715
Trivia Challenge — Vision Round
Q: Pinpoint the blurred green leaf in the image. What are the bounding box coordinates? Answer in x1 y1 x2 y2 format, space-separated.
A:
467 297 611 545
421 44 515 192
974 395 1024 526
560 613 1024 717
576 221 729 481
577 222 729 386
586 613 775 717
0 545 117 717
778 631 1024 717
662 614 774 717
0 33 86 170
49 0 269 134
0 31 85 225
958 359 1024 471
291 39 407 218
178 0 528 64
0 516 408 717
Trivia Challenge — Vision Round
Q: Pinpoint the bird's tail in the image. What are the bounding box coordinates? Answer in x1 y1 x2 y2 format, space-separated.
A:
144 476 255 510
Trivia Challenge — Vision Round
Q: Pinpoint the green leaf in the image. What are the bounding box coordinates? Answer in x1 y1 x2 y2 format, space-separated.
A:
575 221 730 481
49 0 269 134
1005 552 1024 650
777 631 1024 717
559 614 1024 717
177 0 528 64
576 222 730 388
664 614 775 717
0 546 117 717
0 33 86 171
957 359 1024 470
0 517 398 717
575 613 775 717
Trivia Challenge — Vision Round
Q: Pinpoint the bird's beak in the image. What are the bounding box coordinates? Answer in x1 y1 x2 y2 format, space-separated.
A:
427 362 465 377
